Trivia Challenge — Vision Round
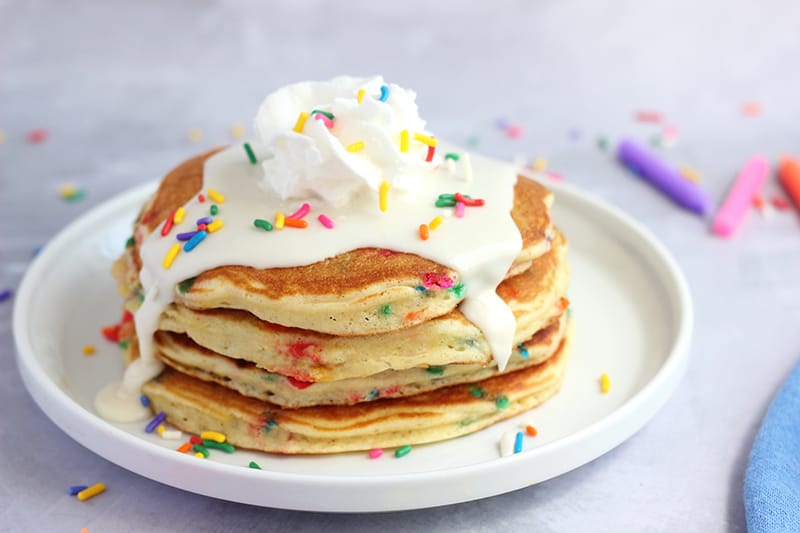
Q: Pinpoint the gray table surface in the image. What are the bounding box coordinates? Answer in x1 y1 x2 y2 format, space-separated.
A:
3 1 800 531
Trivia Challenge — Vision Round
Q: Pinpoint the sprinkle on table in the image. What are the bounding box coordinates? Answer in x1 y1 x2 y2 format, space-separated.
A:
206 219 224 233
0 288 13 302
600 373 612 394
254 219 273 231
68 485 89 496
394 444 412 458
513 431 524 454
207 189 225 204
173 207 186 224
526 424 538 437
77 483 106 502
176 442 193 454
369 448 383 459
249 461 262 469
145 412 167 433
204 440 236 453
82 345 96 356
192 444 210 458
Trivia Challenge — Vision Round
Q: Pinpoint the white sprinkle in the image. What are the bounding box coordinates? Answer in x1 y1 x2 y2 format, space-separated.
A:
160 429 183 440
463 153 473 183
446 158 456 175
499 431 517 457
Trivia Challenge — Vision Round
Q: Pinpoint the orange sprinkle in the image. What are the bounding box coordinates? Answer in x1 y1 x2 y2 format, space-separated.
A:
419 223 429 241
283 218 308 229
558 297 570 311
177 442 192 453
81 529 90 533
753 195 765 209
525 425 538 437
82 345 96 356
405 311 422 322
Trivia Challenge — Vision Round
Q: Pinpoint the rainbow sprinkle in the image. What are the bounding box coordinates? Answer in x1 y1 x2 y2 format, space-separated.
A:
379 181 390 212
254 219 273 231
161 244 181 269
183 230 207 252
318 214 334 229
293 112 308 133
243 142 257 164
413 132 437 147
145 412 166 433
207 189 225 204
76 483 105 502
513 431 524 454
206 219 223 233
394 444 412 458
378 85 390 102
288 202 310 219
419 223 429 241
369 448 383 459
400 129 409 153
284 217 308 229
462 153 473 182
275 212 285 229
160 211 176 236
82 345 96 356
249 461 262 469
357 88 365 104
347 141 365 152
68 485 89 496
429 216 443 230
600 373 611 394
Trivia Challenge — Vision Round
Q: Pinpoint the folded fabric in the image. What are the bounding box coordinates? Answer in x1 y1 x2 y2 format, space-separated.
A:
744 359 800 532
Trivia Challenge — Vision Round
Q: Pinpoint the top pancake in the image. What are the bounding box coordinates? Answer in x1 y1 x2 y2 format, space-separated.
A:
125 150 555 336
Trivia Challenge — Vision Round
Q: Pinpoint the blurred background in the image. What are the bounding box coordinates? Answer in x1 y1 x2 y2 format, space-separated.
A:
2 1 800 531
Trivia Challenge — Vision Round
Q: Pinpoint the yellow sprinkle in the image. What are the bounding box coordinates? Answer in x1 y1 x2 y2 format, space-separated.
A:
346 141 365 153
679 166 701 183
173 207 186 224
207 189 225 204
162 243 181 269
533 157 548 172
194 452 206 459
275 211 285 229
187 128 203 143
413 132 437 147
230 121 246 140
429 215 443 230
600 373 611 394
157 425 166 436
82 345 96 356
293 112 308 133
357 88 365 104
59 184 77 198
206 219 223 233
379 181 390 212
201 430 226 443
400 129 409 153
77 483 106 501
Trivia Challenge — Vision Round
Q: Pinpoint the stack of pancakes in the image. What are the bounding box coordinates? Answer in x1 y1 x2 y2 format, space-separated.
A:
112 151 572 454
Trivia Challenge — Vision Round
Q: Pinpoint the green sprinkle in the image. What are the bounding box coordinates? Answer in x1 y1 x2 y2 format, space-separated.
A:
249 461 262 469
395 445 412 458
203 440 235 453
125 236 135 248
436 198 457 207
137 292 145 302
254 219 273 232
597 136 609 151
380 304 392 315
310 109 334 120
426 366 444 376
210 204 218 216
448 283 466 298
459 418 477 427
466 135 480 147
118 340 129 350
243 142 257 164
178 277 197 294
438 193 456 201
495 396 510 410
64 189 86 202
469 386 485 398
263 417 277 433
192 444 209 458
517 343 529 359
444 153 460 161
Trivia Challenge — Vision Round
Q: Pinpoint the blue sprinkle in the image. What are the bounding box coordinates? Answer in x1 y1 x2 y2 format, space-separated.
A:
196 216 213 226
368 389 379 400
495 117 509 130
144 411 166 433
415 285 427 293
68 485 88 496
32 245 43 256
176 231 198 242
140 394 149 407
513 431 524 454
0 289 12 302
517 343 529 359
378 85 390 102
184 230 207 252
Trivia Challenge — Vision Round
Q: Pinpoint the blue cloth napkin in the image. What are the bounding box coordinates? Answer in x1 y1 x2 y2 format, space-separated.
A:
744 360 800 532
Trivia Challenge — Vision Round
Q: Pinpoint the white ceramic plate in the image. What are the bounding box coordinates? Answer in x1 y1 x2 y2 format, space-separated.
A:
13 179 692 512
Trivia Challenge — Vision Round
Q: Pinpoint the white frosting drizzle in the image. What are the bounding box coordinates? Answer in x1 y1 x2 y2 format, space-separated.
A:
97 77 522 420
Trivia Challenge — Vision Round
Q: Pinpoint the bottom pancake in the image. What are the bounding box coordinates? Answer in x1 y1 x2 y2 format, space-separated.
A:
142 321 572 454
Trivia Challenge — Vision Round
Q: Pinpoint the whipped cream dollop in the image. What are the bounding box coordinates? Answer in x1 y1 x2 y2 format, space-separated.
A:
255 76 439 207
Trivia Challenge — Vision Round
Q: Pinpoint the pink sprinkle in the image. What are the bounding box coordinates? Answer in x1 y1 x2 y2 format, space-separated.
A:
546 171 564 182
634 111 663 123
455 201 465 218
313 114 334 128
318 214 334 229
506 124 524 138
369 448 383 459
741 101 762 117
422 272 454 289
771 196 791 210
27 128 49 143
288 202 311 219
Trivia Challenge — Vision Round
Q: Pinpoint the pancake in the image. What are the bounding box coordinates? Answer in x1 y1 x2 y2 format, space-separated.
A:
118 150 555 337
155 231 569 381
142 321 572 454
154 312 566 408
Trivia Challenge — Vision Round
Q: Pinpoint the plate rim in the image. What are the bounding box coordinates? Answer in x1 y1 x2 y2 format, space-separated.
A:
13 178 693 511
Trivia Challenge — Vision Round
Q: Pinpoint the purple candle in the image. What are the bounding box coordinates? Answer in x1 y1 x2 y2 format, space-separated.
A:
617 139 711 215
